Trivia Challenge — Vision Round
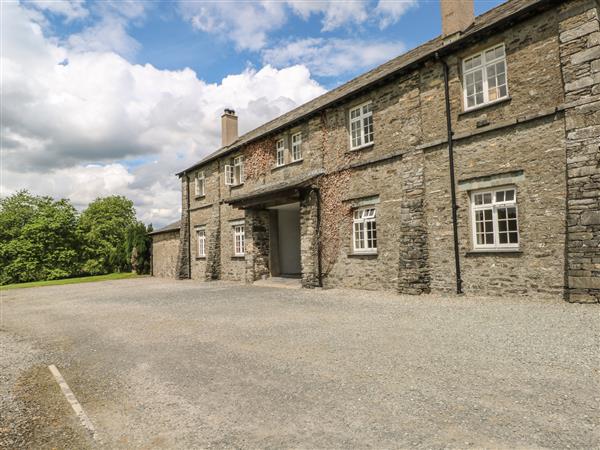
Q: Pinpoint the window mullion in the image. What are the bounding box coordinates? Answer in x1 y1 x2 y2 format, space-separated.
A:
492 205 499 248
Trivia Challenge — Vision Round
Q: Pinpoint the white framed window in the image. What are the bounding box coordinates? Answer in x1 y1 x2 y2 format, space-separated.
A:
291 132 302 162
196 227 206 257
349 101 374 150
276 139 285 167
233 225 245 256
471 187 519 250
353 207 377 253
194 171 205 197
463 43 508 110
225 164 234 186
234 156 244 185
225 156 244 186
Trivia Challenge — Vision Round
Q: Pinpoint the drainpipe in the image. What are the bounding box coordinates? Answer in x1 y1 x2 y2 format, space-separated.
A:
438 53 463 295
186 173 192 279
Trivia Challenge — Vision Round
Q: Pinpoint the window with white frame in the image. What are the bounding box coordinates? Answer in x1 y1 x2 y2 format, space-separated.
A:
225 156 244 186
463 43 508 110
471 187 519 250
194 171 205 197
291 132 302 162
233 224 245 256
349 102 374 150
276 139 285 167
353 207 377 253
196 227 206 257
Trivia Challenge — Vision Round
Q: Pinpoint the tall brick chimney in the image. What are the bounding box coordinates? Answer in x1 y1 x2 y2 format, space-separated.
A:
441 0 474 37
221 109 238 147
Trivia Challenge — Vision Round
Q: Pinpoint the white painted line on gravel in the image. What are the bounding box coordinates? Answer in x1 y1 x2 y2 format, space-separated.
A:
48 364 98 440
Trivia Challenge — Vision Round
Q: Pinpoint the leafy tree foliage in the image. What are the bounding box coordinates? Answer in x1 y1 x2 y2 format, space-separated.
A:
0 191 80 284
124 222 153 274
78 196 137 275
0 191 153 285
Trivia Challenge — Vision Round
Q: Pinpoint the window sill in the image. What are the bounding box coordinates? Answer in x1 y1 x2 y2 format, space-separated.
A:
348 252 378 258
465 248 522 256
347 143 374 153
231 255 245 259
459 96 512 116
229 183 244 190
271 159 303 172
195 256 206 260
194 195 206 200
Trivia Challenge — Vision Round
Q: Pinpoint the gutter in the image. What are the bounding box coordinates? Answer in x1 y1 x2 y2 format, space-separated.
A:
438 53 463 295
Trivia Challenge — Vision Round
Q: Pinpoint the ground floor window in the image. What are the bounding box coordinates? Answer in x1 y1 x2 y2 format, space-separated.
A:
196 228 206 257
471 186 519 249
233 225 245 256
353 207 377 253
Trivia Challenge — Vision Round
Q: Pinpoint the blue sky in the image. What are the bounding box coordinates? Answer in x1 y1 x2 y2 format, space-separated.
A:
3 0 505 226
40 1 504 87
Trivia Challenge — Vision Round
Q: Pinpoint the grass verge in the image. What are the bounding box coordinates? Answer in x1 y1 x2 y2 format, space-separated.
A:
0 272 141 291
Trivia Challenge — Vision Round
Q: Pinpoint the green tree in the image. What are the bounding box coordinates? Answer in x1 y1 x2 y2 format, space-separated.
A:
124 222 153 274
78 196 137 275
0 191 81 284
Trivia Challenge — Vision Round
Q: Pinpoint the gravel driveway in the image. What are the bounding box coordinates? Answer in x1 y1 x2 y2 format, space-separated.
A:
1 278 598 449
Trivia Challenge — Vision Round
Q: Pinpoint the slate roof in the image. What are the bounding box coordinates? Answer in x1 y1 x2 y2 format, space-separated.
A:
224 169 326 206
148 220 181 236
177 0 552 176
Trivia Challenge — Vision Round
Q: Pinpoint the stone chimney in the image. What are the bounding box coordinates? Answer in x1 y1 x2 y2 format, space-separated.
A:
441 0 474 37
221 109 238 147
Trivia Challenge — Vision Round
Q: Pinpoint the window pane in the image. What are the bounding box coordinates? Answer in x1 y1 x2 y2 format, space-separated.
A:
505 190 515 202
483 193 492 204
509 232 519 243
496 191 505 202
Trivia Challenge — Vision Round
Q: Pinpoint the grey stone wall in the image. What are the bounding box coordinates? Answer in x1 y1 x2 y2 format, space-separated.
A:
424 116 568 297
245 209 271 282
559 0 600 303
151 230 180 278
300 189 320 288
175 176 190 280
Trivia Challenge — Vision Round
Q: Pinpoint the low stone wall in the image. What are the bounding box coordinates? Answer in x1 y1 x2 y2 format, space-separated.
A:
152 230 180 279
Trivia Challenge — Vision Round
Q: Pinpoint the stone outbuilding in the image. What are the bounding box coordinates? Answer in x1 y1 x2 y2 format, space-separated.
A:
151 0 600 303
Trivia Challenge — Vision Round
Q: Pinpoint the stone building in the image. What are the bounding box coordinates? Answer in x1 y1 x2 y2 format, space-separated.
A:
151 0 600 302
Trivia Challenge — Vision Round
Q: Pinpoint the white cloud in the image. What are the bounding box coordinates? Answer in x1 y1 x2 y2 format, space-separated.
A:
262 38 406 77
376 0 418 29
286 0 368 31
67 16 141 58
26 0 88 22
1 2 326 226
179 1 287 51
178 0 416 51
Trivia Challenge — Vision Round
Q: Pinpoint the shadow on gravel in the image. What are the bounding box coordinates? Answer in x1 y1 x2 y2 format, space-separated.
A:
0 365 92 449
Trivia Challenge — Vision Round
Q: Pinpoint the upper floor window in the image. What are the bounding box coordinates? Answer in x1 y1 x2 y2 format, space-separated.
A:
463 44 508 110
470 187 519 250
196 227 206 257
291 132 302 162
353 207 377 254
225 156 244 186
194 171 205 197
233 224 245 256
349 102 374 150
276 139 285 167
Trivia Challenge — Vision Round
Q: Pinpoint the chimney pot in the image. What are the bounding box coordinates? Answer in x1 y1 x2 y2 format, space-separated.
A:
221 108 238 147
441 0 474 37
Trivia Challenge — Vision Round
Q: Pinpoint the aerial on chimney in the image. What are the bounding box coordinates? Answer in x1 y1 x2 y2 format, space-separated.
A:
221 109 238 147
441 0 474 37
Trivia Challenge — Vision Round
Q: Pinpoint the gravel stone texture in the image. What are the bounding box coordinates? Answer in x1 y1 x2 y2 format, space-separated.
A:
1 277 598 449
